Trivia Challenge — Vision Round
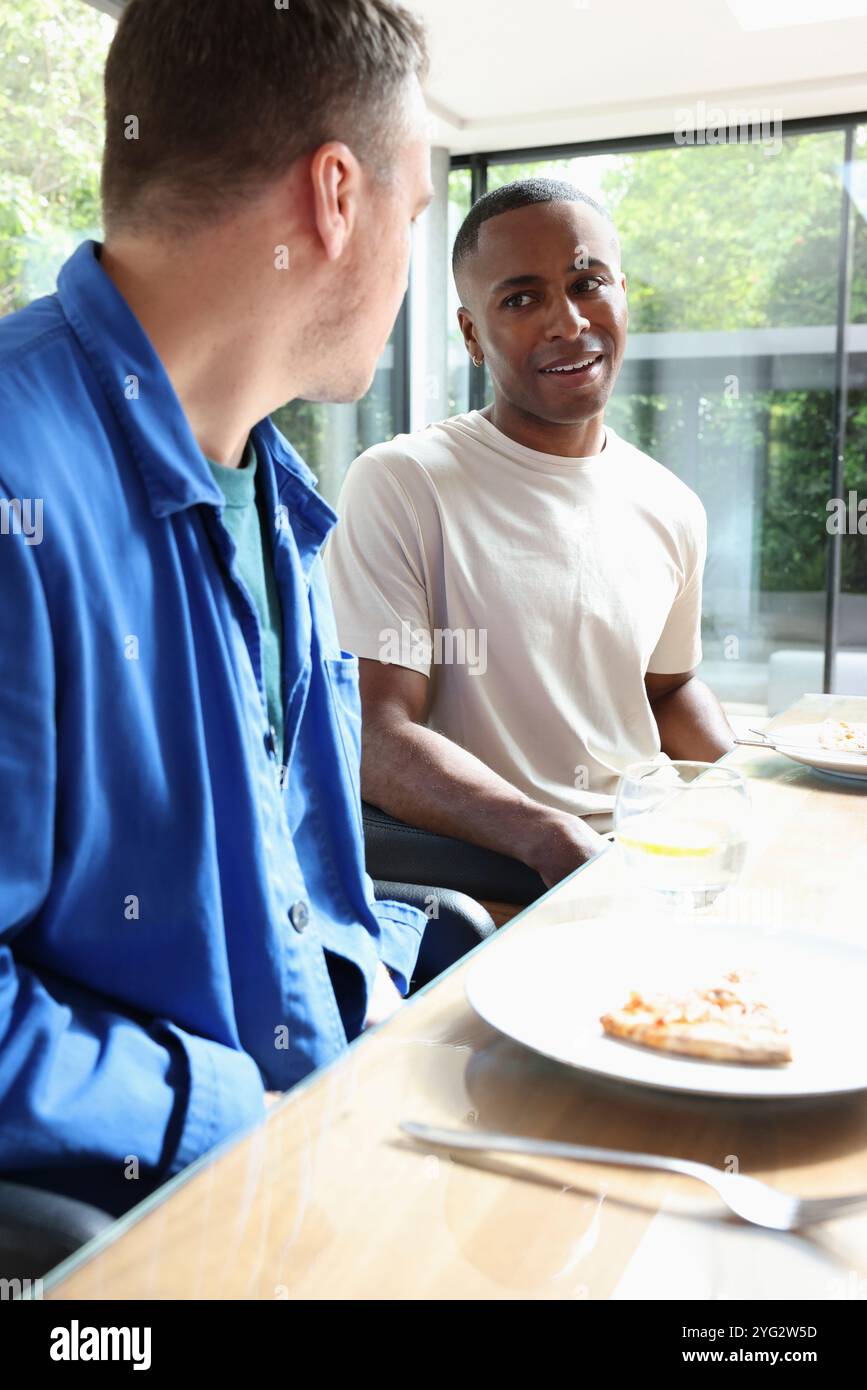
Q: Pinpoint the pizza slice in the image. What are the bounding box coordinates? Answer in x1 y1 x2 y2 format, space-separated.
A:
600 970 792 1065
817 718 867 755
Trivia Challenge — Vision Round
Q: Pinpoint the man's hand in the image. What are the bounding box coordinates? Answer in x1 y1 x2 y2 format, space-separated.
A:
519 809 608 889
363 959 404 1029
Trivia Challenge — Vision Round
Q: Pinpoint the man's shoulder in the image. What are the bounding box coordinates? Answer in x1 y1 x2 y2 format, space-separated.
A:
609 429 706 525
0 292 70 378
351 412 476 484
0 295 89 496
0 294 84 444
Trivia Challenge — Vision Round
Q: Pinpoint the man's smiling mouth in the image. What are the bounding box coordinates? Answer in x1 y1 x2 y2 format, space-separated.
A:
539 353 604 376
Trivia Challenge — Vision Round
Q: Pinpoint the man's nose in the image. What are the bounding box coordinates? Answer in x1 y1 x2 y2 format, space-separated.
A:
544 295 591 339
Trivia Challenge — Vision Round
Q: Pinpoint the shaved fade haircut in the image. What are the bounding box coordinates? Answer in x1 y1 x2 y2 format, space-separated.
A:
452 178 618 285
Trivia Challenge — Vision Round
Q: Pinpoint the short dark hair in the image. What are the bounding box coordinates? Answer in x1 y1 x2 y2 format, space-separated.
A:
452 177 617 280
101 0 428 236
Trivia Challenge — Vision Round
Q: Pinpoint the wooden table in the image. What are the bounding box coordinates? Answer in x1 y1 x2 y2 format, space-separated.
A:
47 695 867 1300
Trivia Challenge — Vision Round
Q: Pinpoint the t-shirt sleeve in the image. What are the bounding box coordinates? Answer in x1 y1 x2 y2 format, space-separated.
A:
323 449 433 677
646 495 707 675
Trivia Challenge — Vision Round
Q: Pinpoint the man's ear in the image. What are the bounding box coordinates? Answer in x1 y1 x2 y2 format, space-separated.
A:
309 141 362 262
457 305 481 359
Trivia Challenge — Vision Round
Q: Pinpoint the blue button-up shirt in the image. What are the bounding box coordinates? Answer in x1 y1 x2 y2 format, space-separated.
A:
0 240 426 1213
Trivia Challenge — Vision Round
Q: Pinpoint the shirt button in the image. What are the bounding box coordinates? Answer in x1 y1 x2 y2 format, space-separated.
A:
290 900 309 933
264 725 278 758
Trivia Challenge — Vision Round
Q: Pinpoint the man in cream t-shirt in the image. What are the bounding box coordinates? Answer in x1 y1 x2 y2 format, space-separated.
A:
325 178 734 890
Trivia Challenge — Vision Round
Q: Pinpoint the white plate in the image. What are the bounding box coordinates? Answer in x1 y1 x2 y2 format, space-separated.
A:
771 723 867 782
465 916 867 1099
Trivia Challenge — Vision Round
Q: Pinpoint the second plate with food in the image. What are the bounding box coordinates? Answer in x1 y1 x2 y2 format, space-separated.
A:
769 722 867 783
465 915 867 1099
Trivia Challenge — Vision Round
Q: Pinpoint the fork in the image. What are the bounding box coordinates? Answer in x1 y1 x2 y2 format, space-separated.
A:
731 726 781 749
401 1121 867 1231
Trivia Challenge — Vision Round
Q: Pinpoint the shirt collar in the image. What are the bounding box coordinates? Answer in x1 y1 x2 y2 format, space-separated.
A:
252 417 339 568
57 239 332 538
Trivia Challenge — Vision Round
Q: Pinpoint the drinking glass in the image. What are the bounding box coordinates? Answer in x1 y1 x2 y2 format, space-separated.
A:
614 760 750 910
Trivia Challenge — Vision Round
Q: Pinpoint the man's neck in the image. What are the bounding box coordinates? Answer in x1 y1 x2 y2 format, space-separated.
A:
484 398 606 459
99 237 297 468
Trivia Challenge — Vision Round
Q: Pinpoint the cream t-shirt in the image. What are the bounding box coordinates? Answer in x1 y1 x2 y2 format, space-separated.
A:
324 410 706 820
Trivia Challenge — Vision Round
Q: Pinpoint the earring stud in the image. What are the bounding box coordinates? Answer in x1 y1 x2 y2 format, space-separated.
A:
472 355 483 367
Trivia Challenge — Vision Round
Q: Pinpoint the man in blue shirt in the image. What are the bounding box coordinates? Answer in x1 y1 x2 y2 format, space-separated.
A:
0 0 434 1214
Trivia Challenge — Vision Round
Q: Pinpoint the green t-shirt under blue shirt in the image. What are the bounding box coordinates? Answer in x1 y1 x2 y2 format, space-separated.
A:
206 439 284 760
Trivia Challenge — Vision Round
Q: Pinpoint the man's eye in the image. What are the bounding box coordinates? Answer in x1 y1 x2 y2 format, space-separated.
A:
573 276 605 293
503 292 533 308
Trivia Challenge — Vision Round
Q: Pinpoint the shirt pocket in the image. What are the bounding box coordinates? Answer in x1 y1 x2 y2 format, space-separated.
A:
324 652 364 835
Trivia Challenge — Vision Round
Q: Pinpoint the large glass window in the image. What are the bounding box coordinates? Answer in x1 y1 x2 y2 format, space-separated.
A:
454 127 867 711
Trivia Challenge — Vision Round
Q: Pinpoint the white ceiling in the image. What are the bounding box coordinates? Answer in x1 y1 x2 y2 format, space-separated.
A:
406 0 867 152
84 0 867 154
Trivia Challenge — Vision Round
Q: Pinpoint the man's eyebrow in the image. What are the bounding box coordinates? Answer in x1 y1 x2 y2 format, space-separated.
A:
491 259 612 292
570 257 612 274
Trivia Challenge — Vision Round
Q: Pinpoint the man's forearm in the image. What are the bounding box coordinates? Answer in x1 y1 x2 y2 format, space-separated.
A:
651 676 735 762
360 717 590 874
